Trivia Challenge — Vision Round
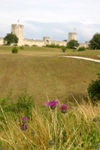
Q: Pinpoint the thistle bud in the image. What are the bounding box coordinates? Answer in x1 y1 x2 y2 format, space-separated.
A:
50 105 56 109
20 117 28 123
31 130 35 135
93 118 97 122
60 104 68 114
21 124 28 131
22 120 26 123
61 109 67 114
49 140 54 146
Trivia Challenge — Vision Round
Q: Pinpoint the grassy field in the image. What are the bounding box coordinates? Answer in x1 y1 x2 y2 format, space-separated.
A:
0 46 100 105
0 45 100 59
0 46 100 149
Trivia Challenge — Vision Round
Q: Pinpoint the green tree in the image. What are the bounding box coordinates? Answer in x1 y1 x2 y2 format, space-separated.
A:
89 33 100 50
4 33 18 45
67 40 79 49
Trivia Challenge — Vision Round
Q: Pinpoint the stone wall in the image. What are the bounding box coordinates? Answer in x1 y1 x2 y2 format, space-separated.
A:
0 38 3 45
22 39 67 47
23 39 44 47
79 41 89 48
0 24 89 48
49 40 67 46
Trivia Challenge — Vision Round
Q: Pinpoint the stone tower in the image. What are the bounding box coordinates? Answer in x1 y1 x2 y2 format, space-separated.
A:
11 24 23 45
43 37 50 45
68 32 77 42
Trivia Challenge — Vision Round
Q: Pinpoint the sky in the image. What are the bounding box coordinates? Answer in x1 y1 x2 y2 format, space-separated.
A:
0 0 100 42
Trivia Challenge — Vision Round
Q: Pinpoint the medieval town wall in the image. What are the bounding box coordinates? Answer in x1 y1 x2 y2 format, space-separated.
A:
0 38 4 45
22 37 67 47
0 24 89 48
23 39 44 47
78 41 89 48
49 40 67 46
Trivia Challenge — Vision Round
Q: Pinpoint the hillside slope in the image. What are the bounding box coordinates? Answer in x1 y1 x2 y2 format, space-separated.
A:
0 53 100 104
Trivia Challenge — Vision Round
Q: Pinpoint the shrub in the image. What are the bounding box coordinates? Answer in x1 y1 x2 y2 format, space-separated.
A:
87 74 100 101
78 47 86 51
61 46 67 52
12 47 18 53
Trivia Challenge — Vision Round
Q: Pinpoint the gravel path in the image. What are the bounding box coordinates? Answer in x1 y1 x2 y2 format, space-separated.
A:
62 56 100 63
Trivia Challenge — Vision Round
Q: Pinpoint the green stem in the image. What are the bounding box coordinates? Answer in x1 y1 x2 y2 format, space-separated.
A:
53 109 56 149
95 122 97 149
24 124 32 150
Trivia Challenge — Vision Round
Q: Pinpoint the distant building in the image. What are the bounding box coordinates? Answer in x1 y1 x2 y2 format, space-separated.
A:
68 32 77 42
0 24 89 48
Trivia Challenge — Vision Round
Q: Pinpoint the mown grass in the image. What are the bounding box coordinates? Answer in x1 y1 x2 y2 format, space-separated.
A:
0 98 100 150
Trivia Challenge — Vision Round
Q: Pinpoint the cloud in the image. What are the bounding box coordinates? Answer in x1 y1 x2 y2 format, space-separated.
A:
0 0 100 42
22 21 100 42
80 20 96 25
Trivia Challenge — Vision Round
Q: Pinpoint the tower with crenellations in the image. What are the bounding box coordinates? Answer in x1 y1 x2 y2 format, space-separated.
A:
68 32 77 42
11 24 24 45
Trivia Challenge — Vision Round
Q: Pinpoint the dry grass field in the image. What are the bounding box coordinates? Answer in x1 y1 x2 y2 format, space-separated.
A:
0 46 100 149
0 46 100 105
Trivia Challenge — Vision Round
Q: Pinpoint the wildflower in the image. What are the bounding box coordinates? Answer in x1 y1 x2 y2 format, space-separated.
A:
60 104 68 114
21 124 28 131
20 117 28 123
45 99 59 109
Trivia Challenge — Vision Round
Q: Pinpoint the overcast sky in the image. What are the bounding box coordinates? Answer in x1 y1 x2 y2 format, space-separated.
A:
0 0 100 42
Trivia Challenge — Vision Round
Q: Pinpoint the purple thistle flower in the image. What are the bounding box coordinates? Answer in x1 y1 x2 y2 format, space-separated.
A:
45 99 60 109
20 117 28 123
21 117 28 120
60 104 68 114
21 124 28 131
